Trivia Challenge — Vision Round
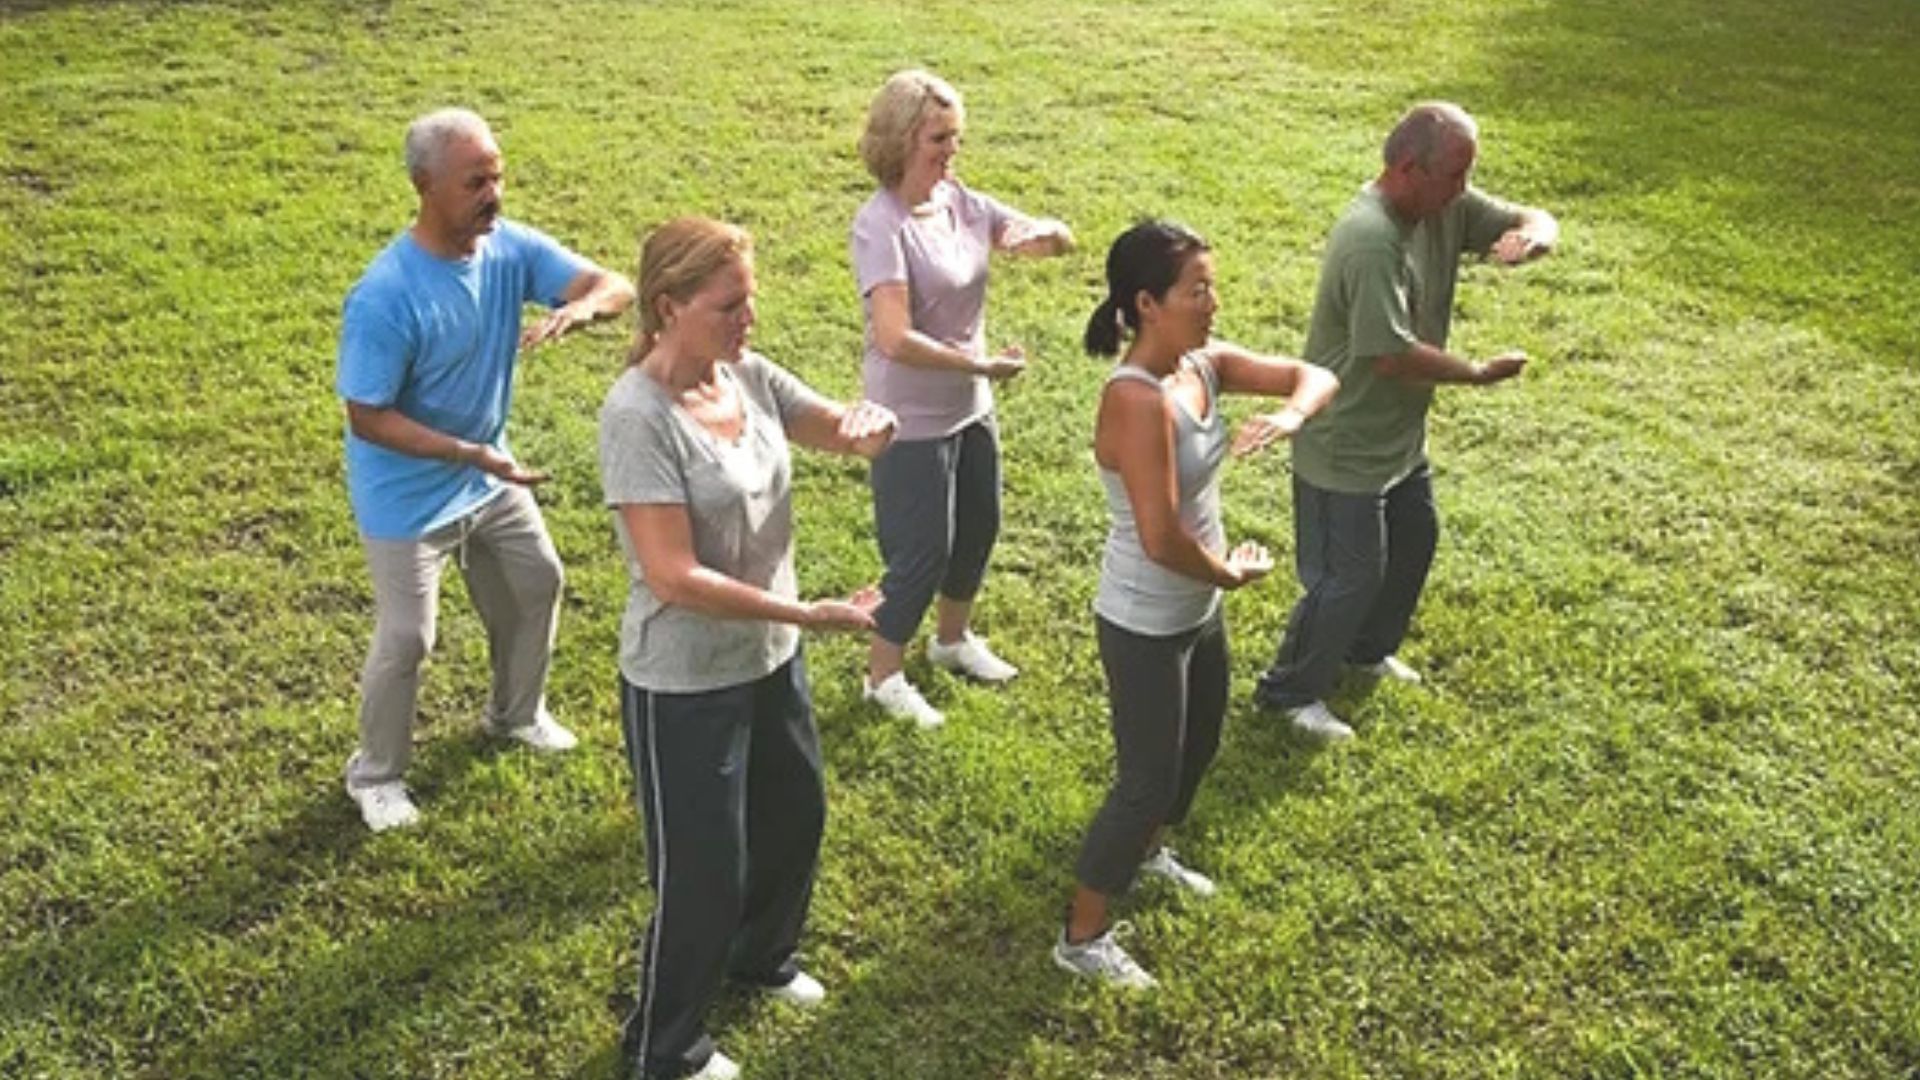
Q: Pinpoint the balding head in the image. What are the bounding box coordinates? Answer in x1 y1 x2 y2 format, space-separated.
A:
1383 102 1478 170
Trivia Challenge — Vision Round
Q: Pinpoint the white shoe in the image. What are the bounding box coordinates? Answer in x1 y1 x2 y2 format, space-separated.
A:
766 969 826 1008
1356 655 1423 685
1052 926 1157 990
489 708 578 752
864 672 944 729
926 631 1019 683
690 1050 741 1080
1288 701 1354 741
348 780 420 833
1139 846 1216 898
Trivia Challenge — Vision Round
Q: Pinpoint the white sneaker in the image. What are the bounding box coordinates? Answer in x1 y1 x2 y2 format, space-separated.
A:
926 631 1019 683
1356 655 1423 685
1052 926 1157 990
489 708 578 752
691 1050 741 1080
348 781 420 833
1139 847 1216 898
1288 701 1355 741
766 969 826 1008
863 672 944 729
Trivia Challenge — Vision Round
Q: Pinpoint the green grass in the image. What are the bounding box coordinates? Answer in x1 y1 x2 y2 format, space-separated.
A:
4 0 1918 1076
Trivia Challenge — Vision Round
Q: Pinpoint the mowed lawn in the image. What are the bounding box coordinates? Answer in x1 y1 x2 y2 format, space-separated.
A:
3 0 1917 1077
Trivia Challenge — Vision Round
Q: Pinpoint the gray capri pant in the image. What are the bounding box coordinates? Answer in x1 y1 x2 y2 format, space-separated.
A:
1074 611 1229 897
869 415 1001 645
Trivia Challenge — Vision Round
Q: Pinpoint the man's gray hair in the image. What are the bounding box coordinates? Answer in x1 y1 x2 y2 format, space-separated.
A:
1383 102 1478 169
404 108 493 180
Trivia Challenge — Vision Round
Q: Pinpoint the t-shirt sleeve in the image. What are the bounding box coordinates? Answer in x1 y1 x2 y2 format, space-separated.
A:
851 202 908 297
512 222 595 308
958 185 1020 245
599 399 687 508
1459 186 1524 256
1344 244 1419 359
336 284 412 407
745 354 834 427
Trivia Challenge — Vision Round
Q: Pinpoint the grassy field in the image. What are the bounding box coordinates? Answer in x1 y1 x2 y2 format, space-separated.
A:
4 0 1918 1077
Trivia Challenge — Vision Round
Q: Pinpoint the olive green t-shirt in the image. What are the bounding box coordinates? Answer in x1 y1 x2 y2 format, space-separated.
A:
1290 184 1519 493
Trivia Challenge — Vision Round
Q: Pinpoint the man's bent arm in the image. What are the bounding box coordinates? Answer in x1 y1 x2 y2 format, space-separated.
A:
1372 340 1525 385
345 402 547 484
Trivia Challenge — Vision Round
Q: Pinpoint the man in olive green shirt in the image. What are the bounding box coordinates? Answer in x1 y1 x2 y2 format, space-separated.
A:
1255 102 1559 740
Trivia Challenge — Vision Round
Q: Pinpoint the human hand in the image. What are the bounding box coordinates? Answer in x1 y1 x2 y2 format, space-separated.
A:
1004 217 1075 256
839 401 898 459
1474 351 1528 385
1231 407 1307 457
465 443 550 486
520 302 590 350
805 585 883 632
1224 540 1273 588
977 345 1027 381
1490 228 1547 266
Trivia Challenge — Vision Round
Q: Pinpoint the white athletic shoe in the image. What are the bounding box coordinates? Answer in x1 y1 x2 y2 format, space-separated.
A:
489 708 578 752
1139 846 1217 898
1288 701 1355 741
926 631 1019 683
690 1050 741 1080
864 672 944 729
348 780 420 833
1052 926 1158 990
1356 655 1423 685
766 969 826 1008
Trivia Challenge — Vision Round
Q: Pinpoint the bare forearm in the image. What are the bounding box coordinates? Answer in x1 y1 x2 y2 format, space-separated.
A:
1373 341 1486 384
654 565 818 626
885 329 983 373
347 404 479 464
1143 528 1239 589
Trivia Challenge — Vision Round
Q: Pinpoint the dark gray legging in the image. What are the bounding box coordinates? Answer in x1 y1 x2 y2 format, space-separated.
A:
1074 611 1229 897
869 416 1001 645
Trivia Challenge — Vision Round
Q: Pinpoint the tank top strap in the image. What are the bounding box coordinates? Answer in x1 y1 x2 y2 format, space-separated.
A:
1105 364 1165 389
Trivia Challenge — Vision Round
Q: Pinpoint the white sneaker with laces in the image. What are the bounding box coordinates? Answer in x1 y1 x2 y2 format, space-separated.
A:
690 1050 741 1080
1052 926 1158 990
489 708 578 752
864 672 944 729
1288 700 1355 741
1356 655 1423 685
348 781 420 833
1139 846 1216 898
926 631 1019 683
766 969 826 1008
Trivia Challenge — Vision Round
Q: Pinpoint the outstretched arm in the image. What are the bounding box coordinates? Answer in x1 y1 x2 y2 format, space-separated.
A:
520 266 638 349
345 401 548 485
620 503 879 631
1490 206 1559 265
784 399 899 460
1209 342 1341 455
868 283 1026 379
1373 340 1526 385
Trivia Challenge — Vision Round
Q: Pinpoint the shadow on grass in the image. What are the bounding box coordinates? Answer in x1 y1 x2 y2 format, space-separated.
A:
0 723 631 1077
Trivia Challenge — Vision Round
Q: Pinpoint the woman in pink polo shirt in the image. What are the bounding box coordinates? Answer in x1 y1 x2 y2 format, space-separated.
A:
849 68 1074 728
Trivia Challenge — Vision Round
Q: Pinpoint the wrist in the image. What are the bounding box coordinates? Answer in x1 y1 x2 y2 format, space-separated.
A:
1467 362 1488 385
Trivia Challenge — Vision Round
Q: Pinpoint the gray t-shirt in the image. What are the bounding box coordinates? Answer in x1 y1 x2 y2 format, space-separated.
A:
851 180 1017 440
598 351 830 693
1290 183 1519 494
1093 352 1229 636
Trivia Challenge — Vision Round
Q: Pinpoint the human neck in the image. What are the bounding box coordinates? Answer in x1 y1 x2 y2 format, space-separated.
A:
410 219 478 260
1121 334 1184 378
640 342 722 395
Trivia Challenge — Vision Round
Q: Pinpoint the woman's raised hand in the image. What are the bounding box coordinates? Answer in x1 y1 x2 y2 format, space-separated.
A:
804 585 884 632
839 401 899 459
1224 540 1274 588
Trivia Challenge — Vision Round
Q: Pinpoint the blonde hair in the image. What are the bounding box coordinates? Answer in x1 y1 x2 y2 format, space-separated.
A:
632 217 754 360
857 69 964 188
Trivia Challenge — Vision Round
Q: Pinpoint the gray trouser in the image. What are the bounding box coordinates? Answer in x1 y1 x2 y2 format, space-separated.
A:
1075 612 1229 897
1255 464 1437 710
346 484 564 789
869 415 1001 645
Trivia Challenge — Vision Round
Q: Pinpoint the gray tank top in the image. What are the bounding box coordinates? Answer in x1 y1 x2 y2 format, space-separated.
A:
1093 352 1229 635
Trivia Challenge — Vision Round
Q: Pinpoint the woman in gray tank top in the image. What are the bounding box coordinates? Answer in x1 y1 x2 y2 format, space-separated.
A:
1052 221 1340 990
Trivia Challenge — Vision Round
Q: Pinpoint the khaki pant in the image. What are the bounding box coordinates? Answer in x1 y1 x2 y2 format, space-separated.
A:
346 484 563 790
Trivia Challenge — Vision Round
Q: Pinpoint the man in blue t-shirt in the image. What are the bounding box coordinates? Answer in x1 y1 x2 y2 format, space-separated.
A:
336 108 634 832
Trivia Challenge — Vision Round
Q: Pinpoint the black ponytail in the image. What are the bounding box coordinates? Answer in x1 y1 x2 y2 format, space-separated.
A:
1085 219 1209 358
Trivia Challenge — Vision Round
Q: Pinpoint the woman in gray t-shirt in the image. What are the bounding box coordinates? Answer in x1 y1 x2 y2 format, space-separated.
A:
1050 221 1338 990
849 69 1075 728
598 218 895 1080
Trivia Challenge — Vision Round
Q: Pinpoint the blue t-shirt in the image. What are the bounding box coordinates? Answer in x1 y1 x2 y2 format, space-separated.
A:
336 219 589 539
